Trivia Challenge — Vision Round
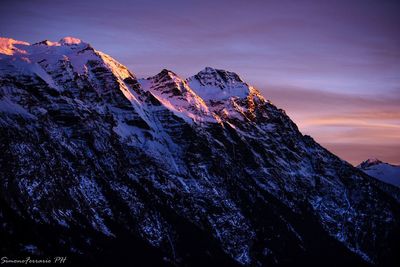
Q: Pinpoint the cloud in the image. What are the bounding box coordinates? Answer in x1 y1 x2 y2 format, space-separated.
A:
264 85 400 115
323 143 400 166
264 86 400 165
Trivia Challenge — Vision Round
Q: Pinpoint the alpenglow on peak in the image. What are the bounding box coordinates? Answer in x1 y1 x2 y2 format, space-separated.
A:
59 36 83 45
186 67 250 101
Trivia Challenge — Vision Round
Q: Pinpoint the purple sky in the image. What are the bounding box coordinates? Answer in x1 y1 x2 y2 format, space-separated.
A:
1 0 399 165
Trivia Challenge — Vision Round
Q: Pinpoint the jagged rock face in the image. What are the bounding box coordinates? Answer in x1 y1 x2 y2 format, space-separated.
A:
0 37 399 266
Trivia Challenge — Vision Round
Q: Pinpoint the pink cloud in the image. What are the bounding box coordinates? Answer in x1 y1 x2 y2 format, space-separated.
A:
265 86 400 165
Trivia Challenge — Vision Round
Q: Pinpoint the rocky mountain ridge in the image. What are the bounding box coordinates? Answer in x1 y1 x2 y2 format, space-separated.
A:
0 37 399 266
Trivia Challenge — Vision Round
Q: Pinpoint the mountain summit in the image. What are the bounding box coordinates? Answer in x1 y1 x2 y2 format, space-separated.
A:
187 67 251 100
1 38 399 266
358 159 400 187
59 36 83 45
358 158 384 169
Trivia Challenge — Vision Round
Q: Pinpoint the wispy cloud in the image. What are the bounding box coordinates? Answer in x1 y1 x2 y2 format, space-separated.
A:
265 86 400 164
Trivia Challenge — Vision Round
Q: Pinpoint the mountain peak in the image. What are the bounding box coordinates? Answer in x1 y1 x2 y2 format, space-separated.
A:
196 67 244 84
357 158 384 169
138 69 216 123
186 67 249 101
358 158 400 187
33 39 52 46
147 69 183 86
158 68 179 78
0 37 30 55
59 36 83 45
32 39 61 47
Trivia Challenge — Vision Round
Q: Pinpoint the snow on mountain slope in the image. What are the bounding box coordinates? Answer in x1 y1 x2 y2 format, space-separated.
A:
138 69 219 124
185 67 269 123
1 37 400 266
0 36 139 93
0 37 30 55
187 67 250 100
0 36 100 76
358 159 400 187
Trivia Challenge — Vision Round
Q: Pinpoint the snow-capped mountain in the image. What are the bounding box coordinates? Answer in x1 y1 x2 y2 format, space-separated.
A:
1 37 399 266
358 159 400 187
